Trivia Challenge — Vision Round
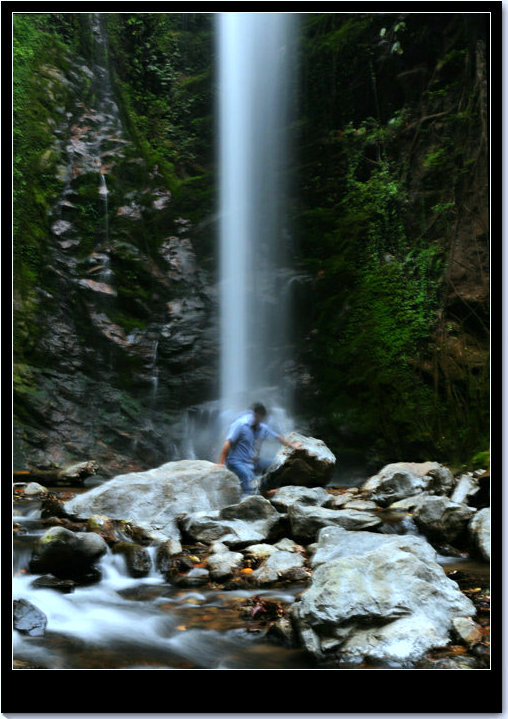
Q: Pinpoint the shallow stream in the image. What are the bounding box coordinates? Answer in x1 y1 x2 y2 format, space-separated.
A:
13 491 315 670
12 486 489 670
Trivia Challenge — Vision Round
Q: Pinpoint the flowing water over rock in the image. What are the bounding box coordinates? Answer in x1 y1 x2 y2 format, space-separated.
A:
13 493 314 670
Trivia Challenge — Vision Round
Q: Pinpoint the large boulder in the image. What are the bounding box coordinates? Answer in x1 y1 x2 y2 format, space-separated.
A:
251 549 307 586
262 433 336 489
29 526 108 580
363 468 429 507
468 508 490 562
64 460 242 541
288 503 382 542
291 526 475 666
362 462 455 506
412 495 477 543
268 485 330 512
180 495 282 548
309 525 437 567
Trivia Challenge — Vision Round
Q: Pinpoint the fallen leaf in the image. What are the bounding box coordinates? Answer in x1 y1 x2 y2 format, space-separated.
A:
450 645 468 655
176 625 187 631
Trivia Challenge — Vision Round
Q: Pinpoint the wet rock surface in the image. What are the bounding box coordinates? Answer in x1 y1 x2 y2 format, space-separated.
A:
64 460 242 541
13 599 48 637
292 525 474 665
181 495 282 548
262 433 336 489
412 495 477 543
29 525 108 581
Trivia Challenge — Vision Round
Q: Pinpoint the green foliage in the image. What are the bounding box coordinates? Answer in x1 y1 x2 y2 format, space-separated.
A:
104 13 214 205
431 201 456 214
423 148 447 168
471 450 490 470
295 14 485 463
303 118 445 457
13 362 37 396
13 14 94 295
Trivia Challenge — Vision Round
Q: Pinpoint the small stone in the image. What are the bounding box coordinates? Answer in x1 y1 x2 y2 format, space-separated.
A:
209 541 229 554
174 566 210 587
343 499 378 511
24 482 48 496
31 575 76 593
244 543 277 560
13 599 47 636
274 538 305 553
451 616 484 646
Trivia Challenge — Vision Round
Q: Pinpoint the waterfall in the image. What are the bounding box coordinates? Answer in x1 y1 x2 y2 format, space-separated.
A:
99 172 109 241
97 173 112 282
151 339 159 398
218 13 295 415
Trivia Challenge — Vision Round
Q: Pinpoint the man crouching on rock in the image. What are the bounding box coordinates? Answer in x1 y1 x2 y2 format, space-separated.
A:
217 402 301 497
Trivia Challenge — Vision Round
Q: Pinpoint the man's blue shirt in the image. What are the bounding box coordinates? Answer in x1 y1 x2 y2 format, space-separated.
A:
226 411 279 466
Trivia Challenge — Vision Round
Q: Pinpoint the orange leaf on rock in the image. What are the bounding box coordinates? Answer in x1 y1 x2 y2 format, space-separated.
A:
450 645 468 655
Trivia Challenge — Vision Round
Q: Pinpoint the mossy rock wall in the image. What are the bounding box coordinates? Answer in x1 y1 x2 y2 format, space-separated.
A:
292 13 489 468
13 13 217 475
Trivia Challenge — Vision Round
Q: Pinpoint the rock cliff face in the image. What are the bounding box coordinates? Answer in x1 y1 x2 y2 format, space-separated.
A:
13 18 218 476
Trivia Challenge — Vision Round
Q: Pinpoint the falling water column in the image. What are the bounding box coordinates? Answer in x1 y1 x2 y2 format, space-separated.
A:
218 13 294 415
218 13 250 412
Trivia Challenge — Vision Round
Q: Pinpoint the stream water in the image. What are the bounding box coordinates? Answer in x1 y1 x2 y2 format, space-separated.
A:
13 491 315 670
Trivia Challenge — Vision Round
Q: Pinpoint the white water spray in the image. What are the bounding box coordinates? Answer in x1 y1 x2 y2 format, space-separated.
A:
218 13 295 415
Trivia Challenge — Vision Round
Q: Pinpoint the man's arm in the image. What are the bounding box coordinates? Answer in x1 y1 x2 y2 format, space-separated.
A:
217 439 232 465
277 435 302 450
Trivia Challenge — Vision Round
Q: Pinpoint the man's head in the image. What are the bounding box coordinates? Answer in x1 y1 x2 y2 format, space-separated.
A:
251 402 267 425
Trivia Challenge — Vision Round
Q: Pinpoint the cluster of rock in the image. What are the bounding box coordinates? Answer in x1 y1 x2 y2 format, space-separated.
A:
362 461 490 561
14 437 490 667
